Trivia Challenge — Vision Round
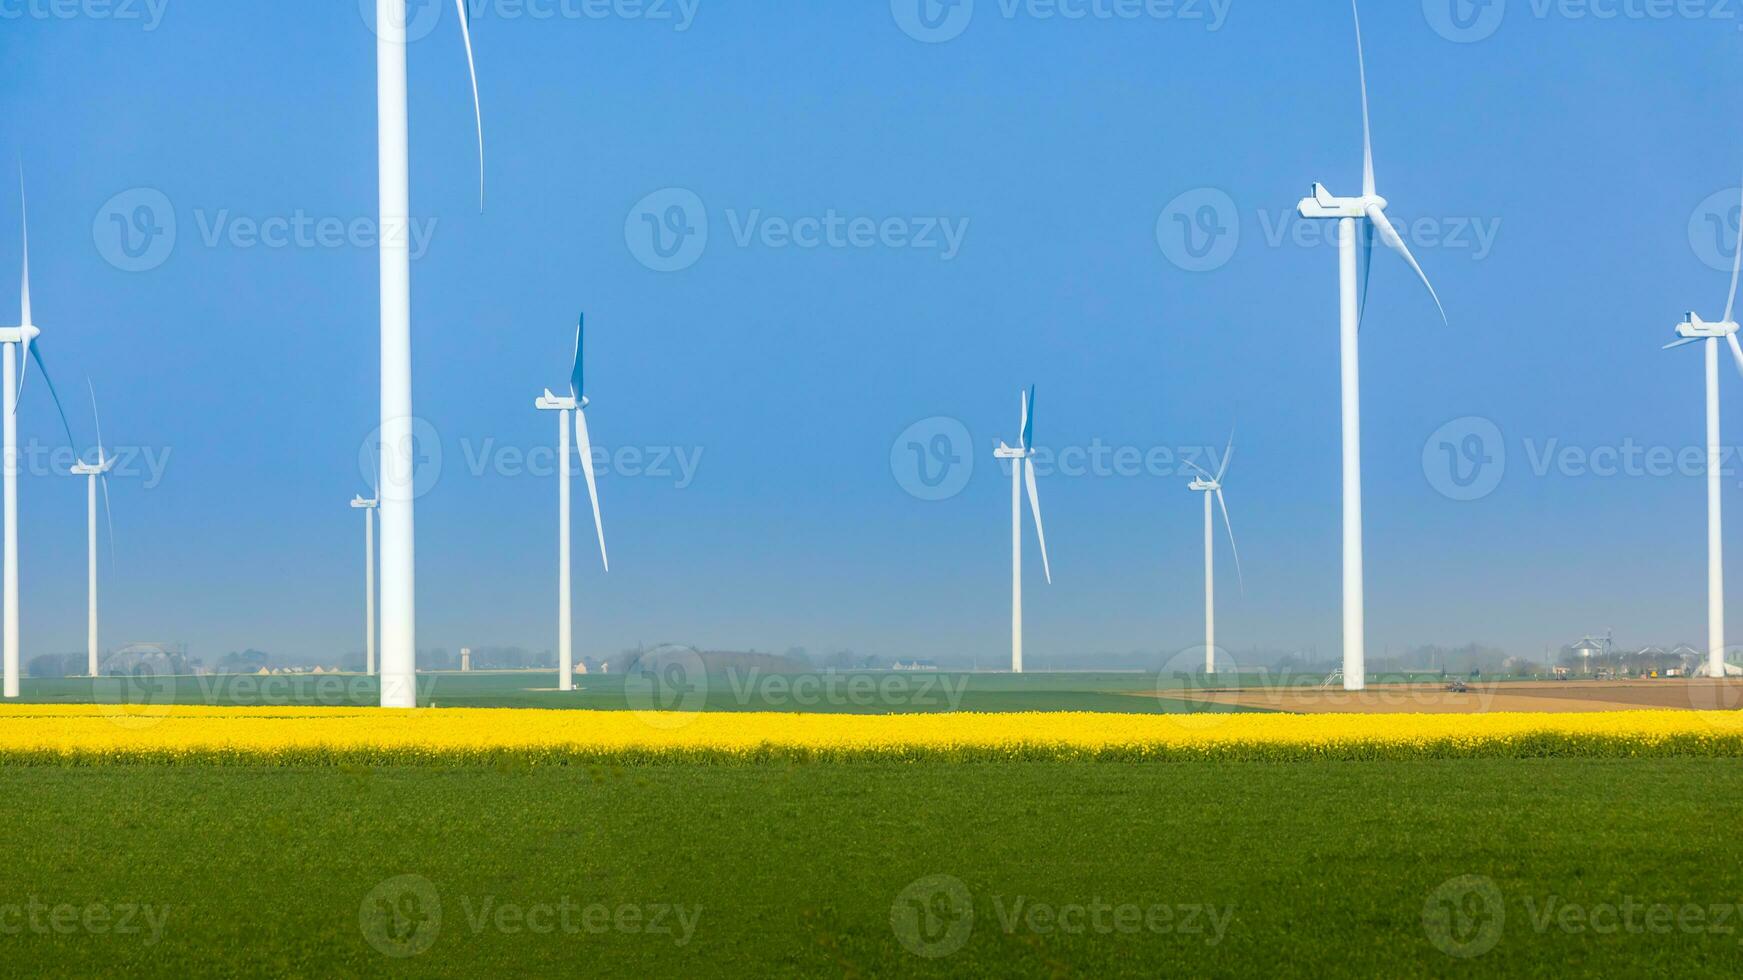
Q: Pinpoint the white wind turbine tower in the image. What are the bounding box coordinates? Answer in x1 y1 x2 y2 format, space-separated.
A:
373 0 485 708
70 382 115 678
1 173 80 698
1662 181 1743 680
349 488 378 676
1295 0 1447 692
1183 436 1242 675
535 316 607 692
993 387 1051 673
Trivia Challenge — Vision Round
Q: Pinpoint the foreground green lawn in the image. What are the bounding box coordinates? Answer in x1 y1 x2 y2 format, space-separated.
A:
2 758 1741 976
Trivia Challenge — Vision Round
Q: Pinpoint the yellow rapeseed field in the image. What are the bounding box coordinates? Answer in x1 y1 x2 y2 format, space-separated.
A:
2 705 1742 764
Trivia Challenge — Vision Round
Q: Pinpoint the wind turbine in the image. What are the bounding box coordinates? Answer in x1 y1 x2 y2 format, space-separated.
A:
1295 0 1447 692
1662 181 1743 679
1184 437 1242 676
534 316 607 692
349 490 378 676
373 0 485 708
1 172 79 698
70 382 115 678
993 387 1051 673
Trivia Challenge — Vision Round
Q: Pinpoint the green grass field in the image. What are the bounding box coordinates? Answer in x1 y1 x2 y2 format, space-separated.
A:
4 757 1742 976
8 669 1390 714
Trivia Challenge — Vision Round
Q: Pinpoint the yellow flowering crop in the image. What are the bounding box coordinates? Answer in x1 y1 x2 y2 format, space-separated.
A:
2 705 1743 765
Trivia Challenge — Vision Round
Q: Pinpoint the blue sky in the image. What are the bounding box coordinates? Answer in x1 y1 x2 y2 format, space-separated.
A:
1 1 1741 666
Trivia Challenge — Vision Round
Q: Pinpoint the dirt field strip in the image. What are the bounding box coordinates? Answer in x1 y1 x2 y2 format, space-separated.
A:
1161 679 1743 715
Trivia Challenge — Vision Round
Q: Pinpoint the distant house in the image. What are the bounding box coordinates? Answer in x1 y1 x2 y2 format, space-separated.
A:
892 660 940 672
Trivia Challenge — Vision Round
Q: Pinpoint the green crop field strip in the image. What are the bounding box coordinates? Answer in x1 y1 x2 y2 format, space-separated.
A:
4 757 1742 976
8 671 1275 715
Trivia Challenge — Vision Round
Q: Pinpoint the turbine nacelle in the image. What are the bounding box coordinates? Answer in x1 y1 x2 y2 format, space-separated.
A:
1297 183 1386 220
535 389 580 411
70 455 114 477
1675 313 1740 340
350 495 379 510
993 442 1030 461
1188 478 1219 493
0 325 40 344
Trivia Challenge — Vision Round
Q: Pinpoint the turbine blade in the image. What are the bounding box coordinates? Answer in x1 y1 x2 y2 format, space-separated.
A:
1727 180 1743 323
87 378 104 464
1729 332 1743 378
1216 488 1244 594
1366 204 1447 325
570 314 584 400
16 168 28 327
86 380 115 565
454 0 485 211
1214 430 1235 483
1664 337 1703 350
1357 220 1374 330
366 428 381 500
1020 386 1034 453
1023 459 1052 585
99 471 115 565
27 344 78 448
15 323 28 409
573 407 608 572
14 171 29 410
1180 457 1214 482
1352 0 1375 198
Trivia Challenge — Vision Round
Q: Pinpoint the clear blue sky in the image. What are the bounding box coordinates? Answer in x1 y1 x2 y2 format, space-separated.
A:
1 1 1740 666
